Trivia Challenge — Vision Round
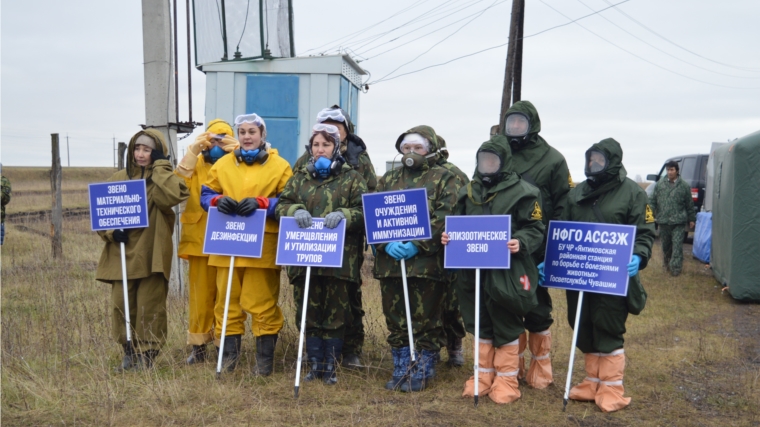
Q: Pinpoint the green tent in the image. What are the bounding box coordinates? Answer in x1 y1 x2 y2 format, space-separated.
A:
711 130 760 302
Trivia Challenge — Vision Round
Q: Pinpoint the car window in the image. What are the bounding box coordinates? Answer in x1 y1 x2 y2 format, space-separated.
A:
699 156 707 182
681 157 697 184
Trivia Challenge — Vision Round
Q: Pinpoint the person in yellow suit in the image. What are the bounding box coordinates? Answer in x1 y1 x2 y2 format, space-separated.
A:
175 119 238 364
201 113 293 375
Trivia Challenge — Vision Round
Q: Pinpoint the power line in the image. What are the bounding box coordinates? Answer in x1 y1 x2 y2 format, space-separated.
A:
601 0 760 72
537 0 759 89
319 0 460 56
298 0 431 55
348 0 482 55
358 0 506 60
370 0 504 84
575 0 760 79
369 0 632 85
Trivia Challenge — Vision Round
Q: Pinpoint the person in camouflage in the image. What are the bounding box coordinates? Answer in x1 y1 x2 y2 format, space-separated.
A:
373 125 458 392
276 123 368 385
293 106 376 369
434 135 468 367
648 160 696 276
542 138 655 412
442 136 545 404
500 100 573 389
1 163 10 246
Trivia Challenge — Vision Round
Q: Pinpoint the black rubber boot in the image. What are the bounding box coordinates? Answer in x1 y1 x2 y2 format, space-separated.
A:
114 343 137 373
323 338 343 385
304 336 324 382
221 335 242 372
341 353 362 369
186 345 207 365
447 336 465 367
253 334 278 376
137 350 160 370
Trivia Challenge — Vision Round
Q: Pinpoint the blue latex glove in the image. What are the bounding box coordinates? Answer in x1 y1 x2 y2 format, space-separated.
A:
537 262 545 286
401 242 420 260
627 255 641 277
385 242 405 261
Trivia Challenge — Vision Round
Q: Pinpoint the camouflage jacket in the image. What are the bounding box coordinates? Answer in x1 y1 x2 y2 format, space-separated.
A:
437 158 470 189
294 135 377 193
649 176 696 225
1 175 11 223
276 163 368 284
372 161 458 282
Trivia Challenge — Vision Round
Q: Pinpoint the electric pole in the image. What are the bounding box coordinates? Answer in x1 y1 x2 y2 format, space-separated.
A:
142 0 180 294
498 0 525 132
66 134 70 167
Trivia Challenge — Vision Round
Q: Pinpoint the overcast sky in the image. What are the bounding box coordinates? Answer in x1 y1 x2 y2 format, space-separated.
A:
2 0 759 182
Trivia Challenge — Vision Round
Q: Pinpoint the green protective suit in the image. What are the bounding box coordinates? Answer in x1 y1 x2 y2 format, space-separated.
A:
96 129 190 350
563 138 655 354
454 136 546 347
293 132 376 354
276 163 368 340
649 175 696 275
373 125 458 351
435 135 469 349
502 100 574 334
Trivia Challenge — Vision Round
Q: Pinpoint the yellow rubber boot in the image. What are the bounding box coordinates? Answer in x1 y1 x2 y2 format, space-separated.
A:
569 353 600 401
489 339 521 404
595 349 631 412
526 329 553 389
462 339 495 398
517 332 527 380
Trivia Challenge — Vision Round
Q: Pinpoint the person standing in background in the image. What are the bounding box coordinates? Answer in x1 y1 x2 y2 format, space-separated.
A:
1 163 11 246
648 160 695 277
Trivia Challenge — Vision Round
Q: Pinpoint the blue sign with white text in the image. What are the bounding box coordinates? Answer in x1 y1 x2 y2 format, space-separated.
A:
89 180 149 231
363 188 432 244
275 218 346 267
542 220 636 297
202 208 266 258
444 215 511 269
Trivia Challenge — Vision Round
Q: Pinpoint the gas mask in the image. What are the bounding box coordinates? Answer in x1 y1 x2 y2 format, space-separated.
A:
207 145 226 163
399 133 434 170
235 147 268 165
504 113 531 148
477 150 503 186
584 149 609 187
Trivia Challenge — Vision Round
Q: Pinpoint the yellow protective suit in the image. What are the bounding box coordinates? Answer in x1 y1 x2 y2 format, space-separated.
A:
203 143 293 339
176 153 218 345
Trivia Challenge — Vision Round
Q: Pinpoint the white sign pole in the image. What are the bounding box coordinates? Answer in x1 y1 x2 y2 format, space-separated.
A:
216 256 236 379
563 290 585 411
474 268 480 407
399 258 416 362
294 266 312 398
119 241 132 347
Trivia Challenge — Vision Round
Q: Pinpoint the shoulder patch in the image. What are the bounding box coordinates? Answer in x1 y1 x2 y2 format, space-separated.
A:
568 172 575 188
645 204 655 223
531 201 543 221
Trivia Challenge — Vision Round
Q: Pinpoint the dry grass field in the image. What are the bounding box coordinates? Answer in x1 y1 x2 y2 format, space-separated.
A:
1 167 758 426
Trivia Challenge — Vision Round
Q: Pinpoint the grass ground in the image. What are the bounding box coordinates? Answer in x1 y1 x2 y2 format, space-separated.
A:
1 167 758 426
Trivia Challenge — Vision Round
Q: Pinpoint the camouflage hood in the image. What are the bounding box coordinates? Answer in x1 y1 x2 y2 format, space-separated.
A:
395 125 441 153
126 128 169 179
